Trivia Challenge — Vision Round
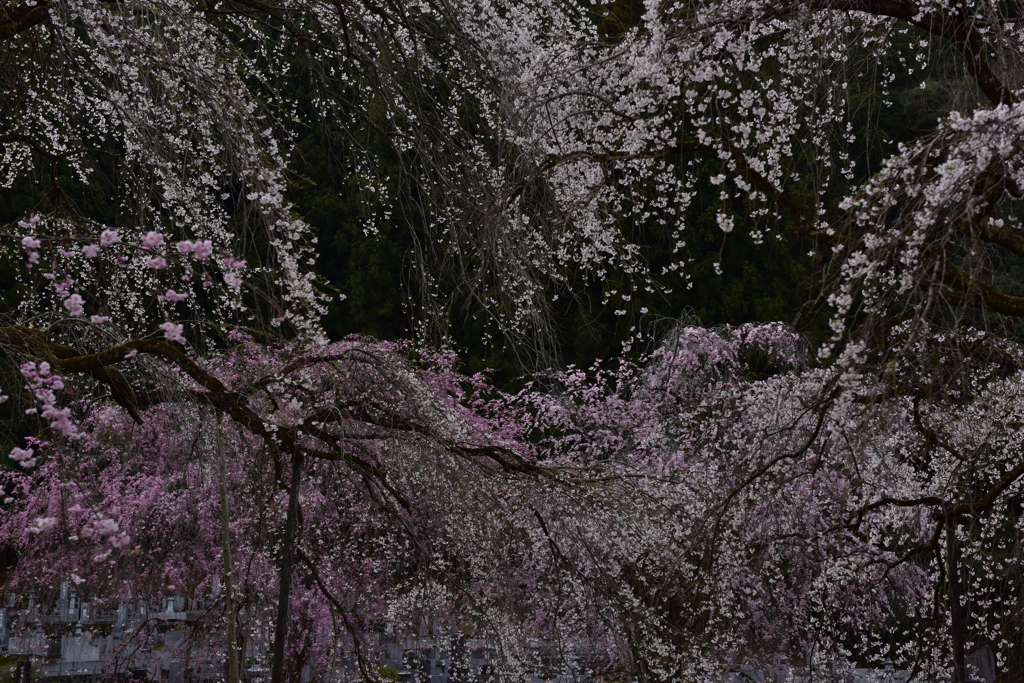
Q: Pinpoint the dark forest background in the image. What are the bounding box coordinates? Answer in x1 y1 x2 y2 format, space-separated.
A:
0 0 963 388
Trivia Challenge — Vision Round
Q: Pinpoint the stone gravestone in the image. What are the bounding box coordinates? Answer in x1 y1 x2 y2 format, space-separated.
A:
965 645 996 683
14 660 31 683
164 631 186 650
167 661 184 683
116 601 128 635
58 583 69 622
68 589 79 624
0 606 8 649
734 665 764 683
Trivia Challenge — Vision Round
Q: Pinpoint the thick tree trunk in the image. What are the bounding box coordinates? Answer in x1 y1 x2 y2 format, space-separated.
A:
947 515 967 683
271 450 304 683
219 420 241 683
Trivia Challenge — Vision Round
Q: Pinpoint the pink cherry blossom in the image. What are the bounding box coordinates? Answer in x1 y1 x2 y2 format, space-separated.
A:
159 322 186 343
27 517 57 534
63 293 85 316
192 240 214 260
140 231 164 248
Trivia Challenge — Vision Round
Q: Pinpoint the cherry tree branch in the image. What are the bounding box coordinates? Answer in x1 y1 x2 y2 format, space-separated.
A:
810 0 1016 105
0 0 51 40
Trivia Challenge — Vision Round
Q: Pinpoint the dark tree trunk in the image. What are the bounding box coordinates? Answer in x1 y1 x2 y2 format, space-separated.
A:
219 421 240 683
947 514 967 683
271 451 304 683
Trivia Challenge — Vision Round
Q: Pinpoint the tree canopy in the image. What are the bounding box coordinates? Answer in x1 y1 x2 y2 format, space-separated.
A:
4 0 1024 682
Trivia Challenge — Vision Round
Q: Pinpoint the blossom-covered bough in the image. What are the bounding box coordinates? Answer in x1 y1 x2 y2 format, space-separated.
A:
4 305 1024 682
492 0 1024 660
0 321 748 683
0 325 560 674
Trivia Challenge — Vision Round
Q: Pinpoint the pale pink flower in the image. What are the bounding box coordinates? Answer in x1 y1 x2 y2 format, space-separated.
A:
54 278 73 296
28 517 58 534
9 447 33 462
159 322 186 343
110 532 131 549
140 231 164 248
63 294 85 316
44 406 77 437
93 518 119 536
192 240 214 260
